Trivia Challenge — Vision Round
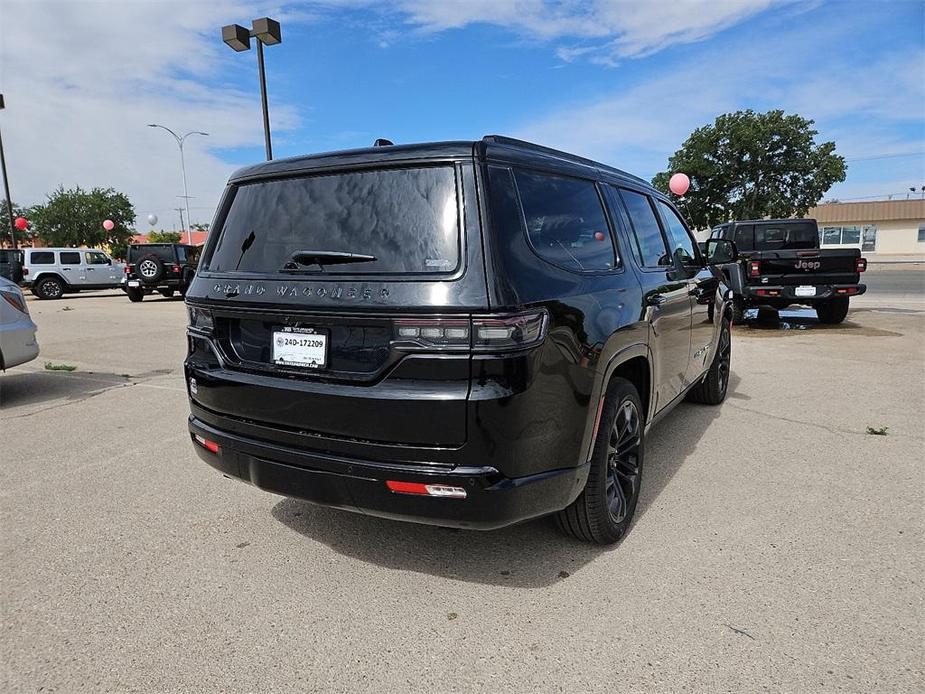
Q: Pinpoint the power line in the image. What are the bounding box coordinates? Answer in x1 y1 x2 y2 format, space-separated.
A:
844 152 924 163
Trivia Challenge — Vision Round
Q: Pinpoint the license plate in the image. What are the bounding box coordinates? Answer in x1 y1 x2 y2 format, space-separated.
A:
795 285 816 297
272 327 327 369
127 280 140 288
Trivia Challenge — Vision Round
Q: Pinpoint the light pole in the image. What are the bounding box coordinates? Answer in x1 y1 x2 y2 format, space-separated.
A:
147 124 208 245
222 18 282 161
0 93 17 249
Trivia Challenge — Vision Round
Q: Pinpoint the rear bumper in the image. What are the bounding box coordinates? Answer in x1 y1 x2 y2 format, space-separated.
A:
188 414 587 530
743 283 866 303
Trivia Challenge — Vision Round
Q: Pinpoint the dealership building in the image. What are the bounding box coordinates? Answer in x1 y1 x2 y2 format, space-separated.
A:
807 199 925 255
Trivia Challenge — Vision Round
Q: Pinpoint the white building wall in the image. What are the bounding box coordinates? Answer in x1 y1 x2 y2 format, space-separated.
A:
818 219 924 254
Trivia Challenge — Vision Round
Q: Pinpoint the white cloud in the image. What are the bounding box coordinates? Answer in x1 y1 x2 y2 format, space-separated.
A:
0 0 300 228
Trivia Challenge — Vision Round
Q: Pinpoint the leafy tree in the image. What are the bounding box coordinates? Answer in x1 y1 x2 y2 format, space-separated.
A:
29 186 135 254
1 199 36 246
652 110 846 229
147 230 182 243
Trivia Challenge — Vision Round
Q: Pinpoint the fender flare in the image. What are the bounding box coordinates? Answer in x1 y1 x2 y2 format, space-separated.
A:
31 272 71 290
577 342 654 468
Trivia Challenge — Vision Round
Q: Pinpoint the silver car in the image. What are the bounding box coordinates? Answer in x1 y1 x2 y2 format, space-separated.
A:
0 277 39 369
23 247 125 299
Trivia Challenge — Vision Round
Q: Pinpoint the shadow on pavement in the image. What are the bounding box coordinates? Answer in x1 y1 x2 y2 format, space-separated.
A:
0 370 130 409
272 372 740 587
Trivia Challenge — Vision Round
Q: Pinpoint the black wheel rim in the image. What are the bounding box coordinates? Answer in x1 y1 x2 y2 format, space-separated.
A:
717 322 731 394
605 400 641 523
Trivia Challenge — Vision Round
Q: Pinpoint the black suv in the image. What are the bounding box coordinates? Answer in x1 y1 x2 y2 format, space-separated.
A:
125 243 199 301
185 136 734 544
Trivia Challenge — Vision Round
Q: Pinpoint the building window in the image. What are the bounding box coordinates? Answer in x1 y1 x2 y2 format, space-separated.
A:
918 225 925 243
822 227 843 245
820 226 863 246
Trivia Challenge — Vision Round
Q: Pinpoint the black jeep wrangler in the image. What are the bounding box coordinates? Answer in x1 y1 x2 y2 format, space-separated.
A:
185 136 735 544
125 243 199 302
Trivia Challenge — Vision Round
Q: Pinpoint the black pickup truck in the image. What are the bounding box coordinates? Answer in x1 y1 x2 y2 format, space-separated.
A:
708 218 867 324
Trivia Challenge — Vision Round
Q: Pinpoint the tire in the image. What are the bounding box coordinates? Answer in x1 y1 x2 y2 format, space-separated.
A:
159 288 175 298
687 317 731 405
136 254 165 284
556 378 644 545
731 298 746 325
126 287 144 302
816 297 849 324
34 276 64 300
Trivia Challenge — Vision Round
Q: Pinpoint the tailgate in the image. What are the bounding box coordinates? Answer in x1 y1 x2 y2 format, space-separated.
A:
750 249 862 286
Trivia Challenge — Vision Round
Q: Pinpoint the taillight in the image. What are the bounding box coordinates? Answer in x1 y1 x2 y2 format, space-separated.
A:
391 310 547 352
125 264 133 274
187 306 214 333
22 267 28 276
193 434 220 454
749 260 761 278
172 264 181 273
755 289 780 297
836 287 860 295
0 287 29 314
386 480 467 498
856 258 867 273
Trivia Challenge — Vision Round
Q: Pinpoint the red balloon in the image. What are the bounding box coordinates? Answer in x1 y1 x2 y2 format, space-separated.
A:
594 231 606 241
14 216 28 231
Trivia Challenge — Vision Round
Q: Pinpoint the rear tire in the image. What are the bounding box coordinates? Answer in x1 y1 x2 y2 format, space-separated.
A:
556 378 644 545
687 317 731 405
34 276 64 300
126 287 144 302
816 297 849 324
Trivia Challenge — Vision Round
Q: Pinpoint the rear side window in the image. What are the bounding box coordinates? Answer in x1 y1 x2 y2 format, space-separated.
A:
655 200 698 268
207 166 460 275
754 222 818 250
59 252 80 265
734 225 755 251
619 189 671 268
29 251 54 265
512 169 615 272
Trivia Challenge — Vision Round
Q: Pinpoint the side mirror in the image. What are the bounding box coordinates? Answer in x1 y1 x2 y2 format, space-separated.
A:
704 238 738 264
107 258 113 265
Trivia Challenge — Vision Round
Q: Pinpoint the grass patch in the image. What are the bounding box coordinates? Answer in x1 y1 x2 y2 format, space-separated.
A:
866 426 889 436
44 362 77 372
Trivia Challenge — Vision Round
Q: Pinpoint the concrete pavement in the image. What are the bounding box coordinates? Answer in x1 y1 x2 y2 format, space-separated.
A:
1 281 923 693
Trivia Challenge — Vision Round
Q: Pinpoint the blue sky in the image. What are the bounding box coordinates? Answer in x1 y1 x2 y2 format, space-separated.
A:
2 1 923 229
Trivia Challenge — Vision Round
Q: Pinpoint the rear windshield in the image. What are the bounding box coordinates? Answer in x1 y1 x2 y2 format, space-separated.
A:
130 245 177 262
753 222 818 250
205 166 459 275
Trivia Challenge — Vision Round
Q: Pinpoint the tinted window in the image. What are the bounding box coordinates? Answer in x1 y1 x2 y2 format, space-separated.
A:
59 252 81 265
619 189 670 268
129 245 177 262
733 225 754 251
656 200 698 268
29 251 54 265
207 166 459 275
754 222 818 250
512 170 615 272
85 251 109 265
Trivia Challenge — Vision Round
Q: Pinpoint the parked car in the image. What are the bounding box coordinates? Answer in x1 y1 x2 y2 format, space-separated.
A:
124 243 199 302
0 248 24 284
22 247 125 299
184 136 735 544
708 218 867 324
0 276 39 369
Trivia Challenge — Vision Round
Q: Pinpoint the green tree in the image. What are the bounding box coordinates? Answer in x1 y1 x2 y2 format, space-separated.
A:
1 199 36 246
29 186 135 254
146 230 182 244
652 110 847 229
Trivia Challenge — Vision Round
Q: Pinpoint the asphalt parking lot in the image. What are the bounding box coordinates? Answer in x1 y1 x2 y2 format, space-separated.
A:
2 266 923 693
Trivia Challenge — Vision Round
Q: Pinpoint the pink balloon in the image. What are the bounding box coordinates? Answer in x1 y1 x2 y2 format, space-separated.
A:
669 173 690 196
102 219 115 231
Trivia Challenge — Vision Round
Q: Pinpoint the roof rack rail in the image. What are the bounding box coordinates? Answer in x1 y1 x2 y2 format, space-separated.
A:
481 135 648 185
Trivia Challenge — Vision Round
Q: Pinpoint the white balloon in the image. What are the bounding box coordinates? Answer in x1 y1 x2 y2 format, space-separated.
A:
147 214 158 226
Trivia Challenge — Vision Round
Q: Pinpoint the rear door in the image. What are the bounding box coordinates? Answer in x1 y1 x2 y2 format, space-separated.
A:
612 187 692 411
58 250 85 286
187 161 487 446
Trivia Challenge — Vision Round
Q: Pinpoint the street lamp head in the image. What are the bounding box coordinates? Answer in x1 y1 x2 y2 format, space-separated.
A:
222 23 251 51
252 17 281 45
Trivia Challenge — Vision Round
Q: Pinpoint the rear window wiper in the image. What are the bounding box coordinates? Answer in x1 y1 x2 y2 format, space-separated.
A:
280 250 377 273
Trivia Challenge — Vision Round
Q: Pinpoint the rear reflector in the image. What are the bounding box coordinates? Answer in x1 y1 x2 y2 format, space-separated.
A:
386 480 467 498
194 434 220 454
836 287 860 295
755 288 780 297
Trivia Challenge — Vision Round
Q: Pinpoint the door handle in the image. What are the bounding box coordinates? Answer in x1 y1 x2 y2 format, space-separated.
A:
647 294 667 307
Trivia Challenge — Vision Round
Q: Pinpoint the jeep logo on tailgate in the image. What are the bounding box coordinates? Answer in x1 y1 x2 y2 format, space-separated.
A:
795 260 821 270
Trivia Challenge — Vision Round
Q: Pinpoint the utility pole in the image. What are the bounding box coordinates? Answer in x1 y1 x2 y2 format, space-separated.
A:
0 94 17 249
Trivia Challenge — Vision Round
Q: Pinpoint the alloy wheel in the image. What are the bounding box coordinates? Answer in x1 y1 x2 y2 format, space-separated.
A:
139 260 158 278
605 399 642 523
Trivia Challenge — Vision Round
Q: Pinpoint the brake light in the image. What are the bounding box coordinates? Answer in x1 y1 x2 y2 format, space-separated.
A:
125 264 133 274
391 310 547 352
755 289 780 297
172 264 181 273
193 434 220 454
836 287 860 295
749 260 761 278
22 268 28 275
386 480 467 498
856 258 867 273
